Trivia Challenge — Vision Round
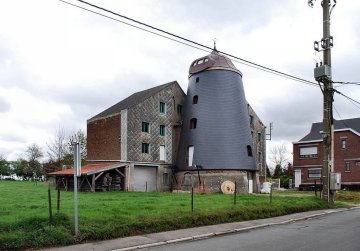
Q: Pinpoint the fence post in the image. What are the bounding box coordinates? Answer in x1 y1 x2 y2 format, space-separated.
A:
315 180 317 197
57 188 61 214
270 183 273 204
48 184 54 225
233 181 237 205
146 181 148 192
191 186 194 212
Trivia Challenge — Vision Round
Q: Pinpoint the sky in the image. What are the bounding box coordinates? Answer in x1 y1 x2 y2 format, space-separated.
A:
0 0 359 164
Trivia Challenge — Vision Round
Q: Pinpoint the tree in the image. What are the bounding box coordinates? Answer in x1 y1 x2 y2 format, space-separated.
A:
269 144 289 168
273 164 284 178
0 154 11 177
25 144 44 178
266 165 272 178
47 127 67 169
283 162 293 177
66 129 87 164
11 159 29 180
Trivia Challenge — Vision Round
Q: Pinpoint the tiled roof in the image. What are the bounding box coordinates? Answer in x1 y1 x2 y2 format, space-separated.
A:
48 163 125 176
88 81 179 121
298 117 360 142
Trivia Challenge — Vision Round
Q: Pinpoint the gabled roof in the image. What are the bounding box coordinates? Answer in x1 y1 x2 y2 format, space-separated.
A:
297 118 360 143
48 163 127 176
88 81 180 121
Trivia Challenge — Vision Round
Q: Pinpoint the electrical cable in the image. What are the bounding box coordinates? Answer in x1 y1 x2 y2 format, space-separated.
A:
333 89 360 110
333 81 360 86
59 0 319 87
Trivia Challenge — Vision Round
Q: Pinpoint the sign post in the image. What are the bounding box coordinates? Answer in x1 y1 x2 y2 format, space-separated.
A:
73 143 81 236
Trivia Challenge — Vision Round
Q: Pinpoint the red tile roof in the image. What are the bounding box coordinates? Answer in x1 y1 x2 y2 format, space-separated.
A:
48 163 116 176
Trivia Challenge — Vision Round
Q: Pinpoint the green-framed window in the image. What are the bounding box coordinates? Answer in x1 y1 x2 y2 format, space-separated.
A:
142 122 149 133
160 125 165 136
142 143 150 154
160 102 166 114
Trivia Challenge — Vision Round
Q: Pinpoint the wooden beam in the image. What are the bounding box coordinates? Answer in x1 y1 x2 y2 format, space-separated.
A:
85 177 93 192
94 171 104 181
92 174 95 192
79 177 85 190
115 168 125 177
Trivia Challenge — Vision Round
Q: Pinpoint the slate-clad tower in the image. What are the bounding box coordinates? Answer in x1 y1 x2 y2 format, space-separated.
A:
176 49 258 192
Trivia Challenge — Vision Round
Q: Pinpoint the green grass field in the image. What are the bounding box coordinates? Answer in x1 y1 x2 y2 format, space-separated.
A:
0 181 337 250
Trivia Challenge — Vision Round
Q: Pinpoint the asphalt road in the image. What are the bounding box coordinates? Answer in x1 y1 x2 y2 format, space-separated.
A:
143 208 360 251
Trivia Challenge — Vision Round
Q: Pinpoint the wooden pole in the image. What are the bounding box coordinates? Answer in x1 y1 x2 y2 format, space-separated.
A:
233 181 237 205
57 188 60 213
270 183 273 204
191 186 194 212
48 185 54 225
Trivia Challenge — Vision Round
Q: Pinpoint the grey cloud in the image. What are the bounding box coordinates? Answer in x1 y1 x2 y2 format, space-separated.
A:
0 97 10 112
161 0 293 33
260 85 323 142
0 134 26 144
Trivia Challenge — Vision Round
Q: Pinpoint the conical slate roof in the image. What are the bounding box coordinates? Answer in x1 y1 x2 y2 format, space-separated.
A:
189 49 241 75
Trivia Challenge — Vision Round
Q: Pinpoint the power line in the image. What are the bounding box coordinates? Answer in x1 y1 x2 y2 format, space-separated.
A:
333 89 360 110
333 81 360 86
59 0 319 87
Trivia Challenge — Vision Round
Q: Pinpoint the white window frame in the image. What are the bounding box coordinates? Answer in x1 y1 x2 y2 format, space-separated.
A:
308 168 321 179
300 147 318 158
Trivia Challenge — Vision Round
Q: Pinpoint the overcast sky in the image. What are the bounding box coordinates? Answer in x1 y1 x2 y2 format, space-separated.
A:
0 0 359 163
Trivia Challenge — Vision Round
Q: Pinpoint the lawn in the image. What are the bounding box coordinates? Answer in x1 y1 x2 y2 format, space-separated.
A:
0 181 333 250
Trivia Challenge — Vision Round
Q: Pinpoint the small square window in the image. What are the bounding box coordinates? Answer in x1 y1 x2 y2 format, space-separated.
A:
142 143 150 154
160 125 165 136
190 118 197 129
142 122 149 133
196 77 199 83
345 162 351 172
341 139 347 149
160 102 166 114
177 104 183 114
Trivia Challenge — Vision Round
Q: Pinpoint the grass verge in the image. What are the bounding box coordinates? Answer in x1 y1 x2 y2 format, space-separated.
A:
0 181 333 250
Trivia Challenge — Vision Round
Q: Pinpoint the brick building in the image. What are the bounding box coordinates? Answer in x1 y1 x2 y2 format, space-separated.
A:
87 81 185 191
293 118 360 190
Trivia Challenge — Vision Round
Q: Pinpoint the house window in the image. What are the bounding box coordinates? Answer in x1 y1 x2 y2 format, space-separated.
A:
193 95 198 104
356 161 360 167
258 133 261 142
160 125 165 136
196 77 199 83
308 168 321 178
345 162 351 172
142 122 149 133
300 146 318 158
160 102 166 114
185 145 194 166
160 145 165 161
189 118 197 129
341 139 347 149
250 115 254 127
247 145 253 157
177 104 183 114
258 152 262 163
142 143 149 154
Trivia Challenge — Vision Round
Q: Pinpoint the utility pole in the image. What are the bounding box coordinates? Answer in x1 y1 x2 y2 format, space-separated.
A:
309 0 336 204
